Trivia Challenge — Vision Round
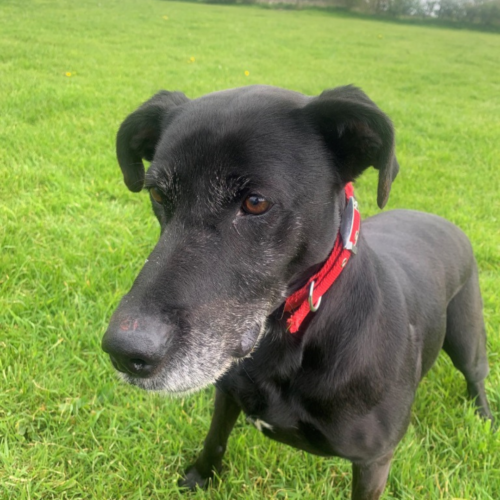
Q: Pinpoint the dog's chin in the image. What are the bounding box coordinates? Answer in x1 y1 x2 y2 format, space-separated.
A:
116 357 236 397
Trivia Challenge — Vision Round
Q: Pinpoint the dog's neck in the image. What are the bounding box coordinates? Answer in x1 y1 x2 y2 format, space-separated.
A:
283 183 360 334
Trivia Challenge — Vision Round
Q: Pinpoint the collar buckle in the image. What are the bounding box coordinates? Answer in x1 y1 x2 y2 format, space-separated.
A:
340 195 360 254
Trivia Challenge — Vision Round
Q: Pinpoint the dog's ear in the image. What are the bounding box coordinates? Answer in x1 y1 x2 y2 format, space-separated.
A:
116 91 189 192
303 85 399 209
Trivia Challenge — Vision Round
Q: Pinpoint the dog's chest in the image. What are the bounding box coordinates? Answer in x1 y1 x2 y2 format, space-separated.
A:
219 358 371 459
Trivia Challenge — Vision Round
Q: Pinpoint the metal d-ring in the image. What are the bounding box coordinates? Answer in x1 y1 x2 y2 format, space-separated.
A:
308 281 322 312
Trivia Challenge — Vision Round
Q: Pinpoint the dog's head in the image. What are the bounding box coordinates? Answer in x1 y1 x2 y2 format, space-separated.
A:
102 85 398 394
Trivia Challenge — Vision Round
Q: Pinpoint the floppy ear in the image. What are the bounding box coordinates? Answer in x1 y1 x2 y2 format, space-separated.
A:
303 85 399 209
116 91 189 192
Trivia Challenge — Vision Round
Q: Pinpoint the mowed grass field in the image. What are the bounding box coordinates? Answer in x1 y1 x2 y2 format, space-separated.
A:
1 0 499 498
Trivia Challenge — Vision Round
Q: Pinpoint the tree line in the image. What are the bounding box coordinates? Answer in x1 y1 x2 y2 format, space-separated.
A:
207 0 500 27
354 0 500 25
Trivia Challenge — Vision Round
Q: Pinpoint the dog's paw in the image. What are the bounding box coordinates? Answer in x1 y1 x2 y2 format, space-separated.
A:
178 465 212 491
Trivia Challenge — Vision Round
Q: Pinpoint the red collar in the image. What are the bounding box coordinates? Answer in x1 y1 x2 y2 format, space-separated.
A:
284 183 360 334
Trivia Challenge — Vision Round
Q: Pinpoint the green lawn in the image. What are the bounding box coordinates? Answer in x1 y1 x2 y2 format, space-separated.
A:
1 0 499 498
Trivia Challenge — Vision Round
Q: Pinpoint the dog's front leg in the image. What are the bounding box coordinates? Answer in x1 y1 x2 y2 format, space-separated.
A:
351 451 393 500
179 388 241 490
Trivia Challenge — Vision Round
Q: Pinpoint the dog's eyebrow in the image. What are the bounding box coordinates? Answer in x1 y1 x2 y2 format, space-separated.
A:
143 166 158 188
220 174 249 193
214 174 257 206
144 165 176 194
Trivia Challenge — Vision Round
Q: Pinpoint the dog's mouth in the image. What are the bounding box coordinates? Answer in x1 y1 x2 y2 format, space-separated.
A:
109 315 269 395
229 322 263 358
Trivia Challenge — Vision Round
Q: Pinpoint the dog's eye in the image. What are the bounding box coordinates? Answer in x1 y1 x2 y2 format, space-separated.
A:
242 194 271 215
150 187 163 204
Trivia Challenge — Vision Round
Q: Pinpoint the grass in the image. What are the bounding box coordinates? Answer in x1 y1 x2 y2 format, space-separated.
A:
0 0 499 498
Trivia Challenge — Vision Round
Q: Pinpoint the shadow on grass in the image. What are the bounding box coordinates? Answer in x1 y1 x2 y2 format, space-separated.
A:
162 0 500 34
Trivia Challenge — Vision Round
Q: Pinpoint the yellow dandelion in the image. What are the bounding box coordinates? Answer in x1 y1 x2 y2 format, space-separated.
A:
163 15 169 20
244 70 250 77
377 34 383 39
65 72 72 77
190 56 196 62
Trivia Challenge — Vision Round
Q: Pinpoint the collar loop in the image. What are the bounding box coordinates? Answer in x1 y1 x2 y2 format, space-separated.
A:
308 281 322 312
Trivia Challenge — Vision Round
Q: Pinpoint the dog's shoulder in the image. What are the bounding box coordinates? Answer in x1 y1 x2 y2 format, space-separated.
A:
363 209 473 254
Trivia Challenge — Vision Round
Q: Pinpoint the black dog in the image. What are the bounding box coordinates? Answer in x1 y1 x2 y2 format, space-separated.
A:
102 85 493 499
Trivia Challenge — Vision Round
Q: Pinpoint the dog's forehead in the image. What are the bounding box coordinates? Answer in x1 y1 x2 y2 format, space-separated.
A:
194 84 308 107
165 85 309 144
148 86 312 195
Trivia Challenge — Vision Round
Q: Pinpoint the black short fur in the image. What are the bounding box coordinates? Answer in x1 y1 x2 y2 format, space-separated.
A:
102 85 493 500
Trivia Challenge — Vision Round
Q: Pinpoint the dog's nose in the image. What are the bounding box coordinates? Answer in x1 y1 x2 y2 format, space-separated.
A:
102 316 170 378
107 352 157 377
